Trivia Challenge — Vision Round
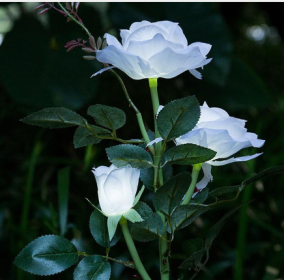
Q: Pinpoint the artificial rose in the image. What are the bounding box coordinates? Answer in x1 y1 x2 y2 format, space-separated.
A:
93 20 212 80
92 164 140 216
175 102 265 193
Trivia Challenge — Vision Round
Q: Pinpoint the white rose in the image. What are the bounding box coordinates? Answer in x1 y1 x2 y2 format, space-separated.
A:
175 102 265 193
93 20 212 80
92 164 143 240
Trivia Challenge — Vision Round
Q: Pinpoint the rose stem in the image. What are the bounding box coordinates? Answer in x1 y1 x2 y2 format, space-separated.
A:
182 163 203 205
119 217 151 280
148 78 170 280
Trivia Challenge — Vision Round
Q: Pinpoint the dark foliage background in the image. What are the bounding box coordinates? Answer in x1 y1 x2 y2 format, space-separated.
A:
0 2 284 280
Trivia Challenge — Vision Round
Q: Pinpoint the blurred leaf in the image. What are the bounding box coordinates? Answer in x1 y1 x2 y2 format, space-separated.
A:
153 172 191 216
191 188 209 204
58 167 70 236
205 202 249 248
0 15 99 113
157 96 200 141
210 185 240 197
87 104 126 130
241 165 284 190
21 107 86 129
179 248 207 270
73 125 111 148
106 144 153 169
171 204 213 231
164 144 216 165
14 235 78 276
133 202 153 220
182 238 204 258
89 209 121 248
131 213 163 242
73 255 111 280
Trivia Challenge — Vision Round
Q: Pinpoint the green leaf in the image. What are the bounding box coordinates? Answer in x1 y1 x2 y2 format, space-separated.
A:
106 144 153 169
107 215 122 241
133 202 153 220
191 188 209 204
21 108 86 129
164 144 216 165
171 204 213 231
241 165 284 190
157 96 200 141
205 202 250 248
179 248 207 270
210 185 240 198
153 172 191 216
182 238 204 258
89 209 121 248
123 209 144 223
88 104 126 130
131 213 164 242
73 255 111 280
73 125 111 148
57 167 70 236
140 163 172 188
14 235 78 276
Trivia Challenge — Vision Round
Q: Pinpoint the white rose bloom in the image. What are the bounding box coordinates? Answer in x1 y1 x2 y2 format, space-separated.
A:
175 102 265 193
92 164 140 216
93 20 212 80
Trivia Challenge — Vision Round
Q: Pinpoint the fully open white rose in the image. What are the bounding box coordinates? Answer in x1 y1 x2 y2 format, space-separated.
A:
92 164 140 216
93 20 212 80
175 102 265 193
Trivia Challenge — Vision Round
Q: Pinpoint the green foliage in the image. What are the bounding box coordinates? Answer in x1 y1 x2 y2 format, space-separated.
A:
171 204 213 231
123 209 144 223
210 185 240 198
73 125 111 148
14 235 78 276
241 165 284 191
164 144 216 165
153 172 191 216
106 144 153 169
179 248 207 270
205 202 250 248
133 202 153 220
57 167 70 236
89 209 121 247
131 213 164 242
21 107 86 129
87 104 126 130
182 238 204 258
191 189 209 204
157 96 200 141
140 163 172 188
73 255 111 280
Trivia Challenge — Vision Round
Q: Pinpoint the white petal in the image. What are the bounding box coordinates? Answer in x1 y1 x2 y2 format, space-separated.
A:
96 46 144 80
146 137 163 147
104 33 122 49
129 166 140 200
126 33 183 61
157 105 164 116
210 153 263 166
189 69 202 79
137 57 160 78
91 66 116 78
194 163 213 194
189 42 212 57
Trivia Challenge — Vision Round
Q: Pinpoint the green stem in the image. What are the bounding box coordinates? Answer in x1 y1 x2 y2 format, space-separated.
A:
57 2 91 37
182 163 202 205
159 213 170 280
149 78 160 140
120 217 151 280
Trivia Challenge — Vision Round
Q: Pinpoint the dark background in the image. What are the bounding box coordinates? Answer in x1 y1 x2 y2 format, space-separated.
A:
0 2 284 280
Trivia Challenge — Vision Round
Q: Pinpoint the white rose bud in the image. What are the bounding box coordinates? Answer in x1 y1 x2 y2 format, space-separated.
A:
92 164 143 240
176 102 265 193
92 20 212 80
